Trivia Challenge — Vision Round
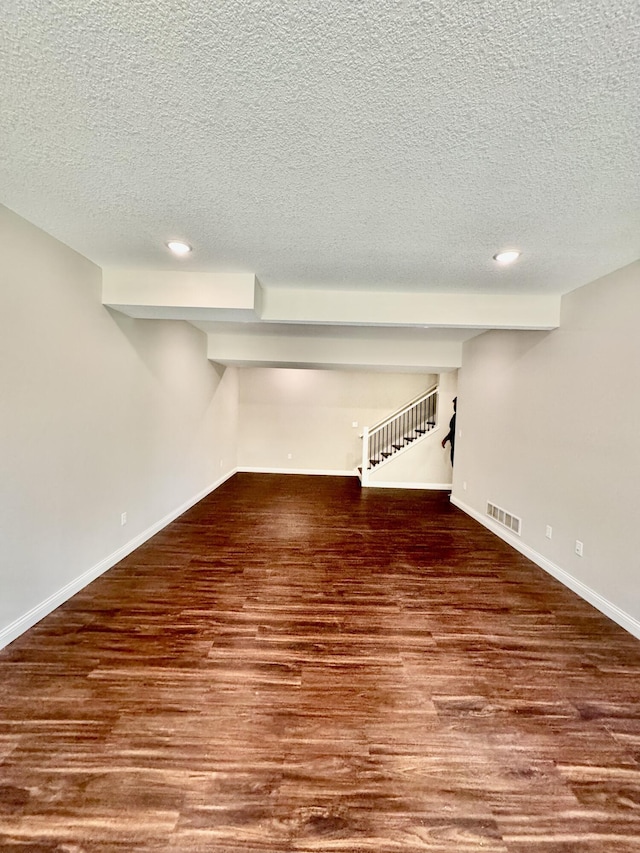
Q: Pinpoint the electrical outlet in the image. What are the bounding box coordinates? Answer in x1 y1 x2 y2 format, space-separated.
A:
287 453 292 460
463 481 467 491
120 512 127 526
546 525 553 539
575 540 583 557
219 459 223 468
352 421 358 428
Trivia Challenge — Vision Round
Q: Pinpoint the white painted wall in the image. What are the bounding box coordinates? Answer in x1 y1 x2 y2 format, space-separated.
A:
0 205 239 647
452 260 640 635
238 368 436 473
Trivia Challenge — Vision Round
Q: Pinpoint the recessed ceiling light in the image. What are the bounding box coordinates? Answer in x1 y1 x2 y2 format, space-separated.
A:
493 250 521 265
166 240 192 256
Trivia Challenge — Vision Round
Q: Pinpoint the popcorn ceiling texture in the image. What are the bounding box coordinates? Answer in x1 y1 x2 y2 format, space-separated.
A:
1 0 639 294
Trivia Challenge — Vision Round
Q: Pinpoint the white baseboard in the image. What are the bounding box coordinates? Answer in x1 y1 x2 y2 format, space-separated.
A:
238 466 357 477
363 481 452 490
450 495 640 641
0 468 237 651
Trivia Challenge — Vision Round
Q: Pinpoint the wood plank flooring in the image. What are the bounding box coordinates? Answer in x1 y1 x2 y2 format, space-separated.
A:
1 473 640 851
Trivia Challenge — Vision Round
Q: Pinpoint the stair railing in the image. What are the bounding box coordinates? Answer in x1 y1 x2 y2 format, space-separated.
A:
361 385 439 485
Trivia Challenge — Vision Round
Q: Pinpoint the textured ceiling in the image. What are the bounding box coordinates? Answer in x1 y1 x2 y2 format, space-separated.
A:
1 0 639 296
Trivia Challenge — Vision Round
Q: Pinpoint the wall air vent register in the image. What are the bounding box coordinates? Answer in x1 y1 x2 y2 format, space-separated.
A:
486 501 522 536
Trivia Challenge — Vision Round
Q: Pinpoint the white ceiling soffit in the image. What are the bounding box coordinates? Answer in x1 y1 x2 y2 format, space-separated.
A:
102 269 260 323
2 0 639 301
102 269 561 329
102 268 560 369
203 323 474 373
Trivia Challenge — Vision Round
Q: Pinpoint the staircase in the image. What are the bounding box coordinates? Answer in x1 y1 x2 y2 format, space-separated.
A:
359 385 439 486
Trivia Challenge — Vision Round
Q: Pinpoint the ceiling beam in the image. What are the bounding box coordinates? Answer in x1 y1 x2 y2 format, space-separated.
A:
102 269 259 321
260 287 561 330
206 329 463 372
103 269 561 331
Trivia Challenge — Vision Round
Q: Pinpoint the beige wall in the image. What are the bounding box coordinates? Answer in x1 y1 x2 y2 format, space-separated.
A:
0 205 239 646
238 368 437 472
453 260 640 634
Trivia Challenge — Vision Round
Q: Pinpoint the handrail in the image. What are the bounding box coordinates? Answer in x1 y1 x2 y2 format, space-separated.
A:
368 384 438 436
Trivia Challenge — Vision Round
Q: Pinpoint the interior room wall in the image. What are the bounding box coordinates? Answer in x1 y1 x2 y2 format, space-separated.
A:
237 368 437 473
0 205 239 647
452 260 640 635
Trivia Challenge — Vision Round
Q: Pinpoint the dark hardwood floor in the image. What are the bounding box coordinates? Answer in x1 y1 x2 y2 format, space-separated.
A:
2 473 640 852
